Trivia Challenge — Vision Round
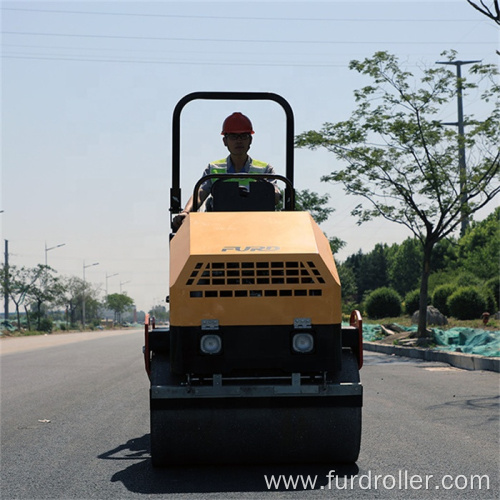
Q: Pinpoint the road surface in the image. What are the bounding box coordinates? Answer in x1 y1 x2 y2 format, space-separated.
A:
1 329 498 499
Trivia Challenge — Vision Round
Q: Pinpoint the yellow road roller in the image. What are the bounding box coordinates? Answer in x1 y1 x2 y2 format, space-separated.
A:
144 92 363 466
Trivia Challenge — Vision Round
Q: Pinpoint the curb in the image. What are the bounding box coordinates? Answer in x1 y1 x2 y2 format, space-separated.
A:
363 342 500 373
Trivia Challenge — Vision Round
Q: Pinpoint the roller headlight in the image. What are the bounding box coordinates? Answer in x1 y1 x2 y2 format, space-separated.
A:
200 334 222 354
292 333 314 353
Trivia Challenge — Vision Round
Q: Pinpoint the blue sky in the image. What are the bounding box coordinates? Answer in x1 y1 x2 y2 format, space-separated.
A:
1 1 499 312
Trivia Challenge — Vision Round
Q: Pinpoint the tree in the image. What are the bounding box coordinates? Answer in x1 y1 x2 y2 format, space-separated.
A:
57 276 101 326
295 189 334 224
344 244 390 302
106 293 134 324
295 51 500 339
25 265 63 330
0 265 33 329
58 276 85 326
466 2 499 56
149 305 169 323
457 207 500 280
388 238 423 296
337 262 358 307
467 0 500 24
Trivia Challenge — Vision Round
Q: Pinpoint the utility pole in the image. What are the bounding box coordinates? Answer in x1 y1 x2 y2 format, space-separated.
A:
4 240 9 321
436 58 481 237
82 261 99 328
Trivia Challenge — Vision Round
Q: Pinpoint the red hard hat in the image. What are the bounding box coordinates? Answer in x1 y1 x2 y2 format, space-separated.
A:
221 112 254 135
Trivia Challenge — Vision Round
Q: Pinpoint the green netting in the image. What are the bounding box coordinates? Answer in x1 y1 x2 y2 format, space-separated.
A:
432 328 500 357
359 323 500 357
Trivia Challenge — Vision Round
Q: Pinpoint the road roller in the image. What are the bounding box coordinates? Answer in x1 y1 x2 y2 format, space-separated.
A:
144 92 363 466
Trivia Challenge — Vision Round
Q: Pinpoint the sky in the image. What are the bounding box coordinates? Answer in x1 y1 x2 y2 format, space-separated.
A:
1 0 499 313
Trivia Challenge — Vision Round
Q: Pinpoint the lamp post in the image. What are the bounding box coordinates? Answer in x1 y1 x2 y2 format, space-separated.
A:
45 242 66 266
82 261 99 328
1 213 7 323
120 280 131 294
105 272 119 296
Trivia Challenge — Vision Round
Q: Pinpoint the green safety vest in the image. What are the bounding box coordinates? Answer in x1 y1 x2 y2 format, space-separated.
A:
209 159 269 188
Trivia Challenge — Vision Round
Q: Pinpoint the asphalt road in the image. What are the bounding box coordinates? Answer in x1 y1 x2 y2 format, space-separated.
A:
1 329 498 499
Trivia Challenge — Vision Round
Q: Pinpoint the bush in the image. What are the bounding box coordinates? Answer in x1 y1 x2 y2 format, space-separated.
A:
481 286 497 314
453 272 482 288
404 289 421 315
38 317 53 333
483 277 499 311
432 284 457 317
365 287 402 319
447 287 487 320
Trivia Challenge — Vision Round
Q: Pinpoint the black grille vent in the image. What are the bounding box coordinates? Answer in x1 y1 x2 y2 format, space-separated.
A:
186 261 325 298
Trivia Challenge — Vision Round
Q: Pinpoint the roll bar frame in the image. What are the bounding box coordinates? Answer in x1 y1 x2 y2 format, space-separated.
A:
170 91 295 218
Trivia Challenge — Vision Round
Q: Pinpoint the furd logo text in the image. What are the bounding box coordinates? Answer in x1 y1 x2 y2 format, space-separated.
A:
221 246 280 252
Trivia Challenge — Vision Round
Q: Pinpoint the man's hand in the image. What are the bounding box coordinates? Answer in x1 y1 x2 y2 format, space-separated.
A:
172 211 188 230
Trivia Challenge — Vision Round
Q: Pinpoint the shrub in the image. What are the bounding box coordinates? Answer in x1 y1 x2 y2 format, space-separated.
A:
483 277 499 311
38 317 53 333
480 286 497 314
404 289 421 315
432 284 457 316
453 272 482 288
365 287 402 319
447 287 487 320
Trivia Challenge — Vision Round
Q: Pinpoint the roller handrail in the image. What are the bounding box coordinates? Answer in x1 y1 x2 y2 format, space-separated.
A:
192 173 294 212
170 91 295 220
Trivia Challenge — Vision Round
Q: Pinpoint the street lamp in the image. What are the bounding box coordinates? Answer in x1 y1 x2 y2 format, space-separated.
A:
105 272 119 296
120 280 131 294
82 261 99 328
45 242 66 266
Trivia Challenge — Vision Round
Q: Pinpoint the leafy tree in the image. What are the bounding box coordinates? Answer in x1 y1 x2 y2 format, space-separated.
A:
25 265 63 330
484 277 499 311
149 305 170 322
56 276 101 327
295 51 499 339
345 244 390 302
106 293 134 323
388 238 423 296
430 237 458 274
457 207 500 280
295 189 334 224
364 244 390 293
0 265 34 329
337 262 358 307
58 276 85 326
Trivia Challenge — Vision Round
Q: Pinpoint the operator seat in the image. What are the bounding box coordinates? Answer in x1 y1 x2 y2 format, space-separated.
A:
211 180 276 212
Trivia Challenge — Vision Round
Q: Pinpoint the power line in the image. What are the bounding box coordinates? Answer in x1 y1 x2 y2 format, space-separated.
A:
1 53 348 67
2 31 492 45
0 7 478 22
